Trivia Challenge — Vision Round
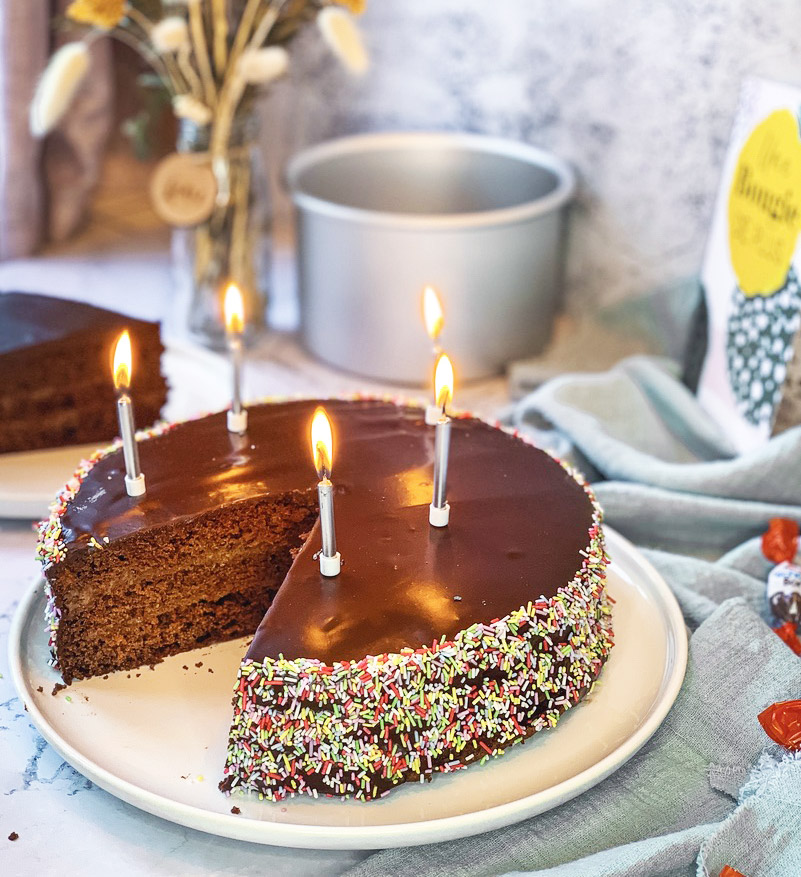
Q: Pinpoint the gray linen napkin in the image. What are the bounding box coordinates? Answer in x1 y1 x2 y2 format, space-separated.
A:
347 356 801 877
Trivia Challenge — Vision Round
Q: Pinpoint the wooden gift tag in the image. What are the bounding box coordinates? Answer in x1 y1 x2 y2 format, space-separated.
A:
149 152 217 228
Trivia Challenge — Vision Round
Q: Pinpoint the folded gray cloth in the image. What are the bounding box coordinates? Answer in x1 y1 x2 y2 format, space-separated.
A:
347 356 801 877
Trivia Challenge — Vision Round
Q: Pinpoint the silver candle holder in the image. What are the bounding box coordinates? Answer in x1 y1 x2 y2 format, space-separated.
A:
112 330 146 497
429 353 453 527
224 282 248 434
311 406 341 576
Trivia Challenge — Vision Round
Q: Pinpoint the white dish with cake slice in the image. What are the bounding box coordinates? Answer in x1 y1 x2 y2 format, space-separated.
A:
10 527 687 850
0 341 229 520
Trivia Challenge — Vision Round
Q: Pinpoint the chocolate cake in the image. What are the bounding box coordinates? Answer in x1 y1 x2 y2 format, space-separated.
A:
36 398 613 801
0 292 167 453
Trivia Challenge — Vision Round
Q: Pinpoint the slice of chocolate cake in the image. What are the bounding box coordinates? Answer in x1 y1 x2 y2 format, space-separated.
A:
0 292 167 454
37 399 614 801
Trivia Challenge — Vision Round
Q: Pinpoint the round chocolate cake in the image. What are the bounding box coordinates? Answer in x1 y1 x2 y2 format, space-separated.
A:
36 398 614 801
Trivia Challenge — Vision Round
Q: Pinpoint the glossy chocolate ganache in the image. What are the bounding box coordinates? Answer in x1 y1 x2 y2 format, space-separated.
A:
49 399 596 666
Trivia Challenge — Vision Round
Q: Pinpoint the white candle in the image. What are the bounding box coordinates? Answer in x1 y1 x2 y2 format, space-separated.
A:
429 354 453 527
311 406 341 576
422 286 445 425
112 330 146 497
224 282 248 434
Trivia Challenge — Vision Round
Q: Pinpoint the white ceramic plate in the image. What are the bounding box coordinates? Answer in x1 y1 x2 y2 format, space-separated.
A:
9 528 686 850
0 342 230 520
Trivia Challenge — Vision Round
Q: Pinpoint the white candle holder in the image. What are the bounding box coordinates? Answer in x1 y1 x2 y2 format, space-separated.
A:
117 394 146 498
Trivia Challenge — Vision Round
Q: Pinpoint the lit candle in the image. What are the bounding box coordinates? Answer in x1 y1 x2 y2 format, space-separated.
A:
422 285 445 425
224 282 247 434
112 330 146 497
429 353 453 528
310 406 341 576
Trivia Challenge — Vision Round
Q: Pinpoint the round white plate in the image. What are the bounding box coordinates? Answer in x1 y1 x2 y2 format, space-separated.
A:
0 342 230 520
9 528 687 850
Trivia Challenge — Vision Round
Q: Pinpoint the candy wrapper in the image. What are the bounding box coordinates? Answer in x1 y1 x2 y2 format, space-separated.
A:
761 519 801 631
719 866 747 877
758 699 801 751
773 621 801 656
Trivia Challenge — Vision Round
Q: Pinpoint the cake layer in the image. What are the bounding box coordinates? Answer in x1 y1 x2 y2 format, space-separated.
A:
49 493 317 682
0 393 165 454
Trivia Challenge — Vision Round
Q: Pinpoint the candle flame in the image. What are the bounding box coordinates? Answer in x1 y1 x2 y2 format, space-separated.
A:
311 406 334 480
224 282 245 335
435 353 454 412
113 330 132 391
422 286 444 341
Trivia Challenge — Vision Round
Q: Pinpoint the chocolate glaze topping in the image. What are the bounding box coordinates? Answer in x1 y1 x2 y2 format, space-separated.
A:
58 399 595 665
0 292 158 355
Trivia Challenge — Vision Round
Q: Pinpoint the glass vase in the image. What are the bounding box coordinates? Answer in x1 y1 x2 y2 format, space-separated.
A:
171 111 270 349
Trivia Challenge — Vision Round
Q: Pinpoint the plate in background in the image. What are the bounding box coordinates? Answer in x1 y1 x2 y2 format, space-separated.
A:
0 342 230 520
9 529 687 850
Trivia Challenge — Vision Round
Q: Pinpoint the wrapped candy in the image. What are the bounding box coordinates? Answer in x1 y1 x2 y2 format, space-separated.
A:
773 621 801 655
761 518 801 628
758 699 801 751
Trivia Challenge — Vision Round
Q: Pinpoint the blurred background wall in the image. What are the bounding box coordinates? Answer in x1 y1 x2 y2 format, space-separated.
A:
259 0 801 316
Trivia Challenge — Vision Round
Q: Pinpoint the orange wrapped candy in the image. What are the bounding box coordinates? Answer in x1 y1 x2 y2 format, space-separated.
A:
758 699 801 751
762 518 799 564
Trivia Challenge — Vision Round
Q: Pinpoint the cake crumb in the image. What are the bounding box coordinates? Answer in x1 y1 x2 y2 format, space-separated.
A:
103 675 108 680
136 673 141 678
8 832 19 841
36 686 43 694
208 668 214 674
51 683 66 696
195 662 203 668
230 806 240 815
182 665 189 671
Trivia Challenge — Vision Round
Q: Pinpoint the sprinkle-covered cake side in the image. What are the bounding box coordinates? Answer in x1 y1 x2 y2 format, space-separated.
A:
220 500 612 802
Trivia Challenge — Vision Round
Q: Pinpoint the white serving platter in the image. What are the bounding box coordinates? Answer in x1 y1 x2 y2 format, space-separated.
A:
9 528 687 850
0 342 230 520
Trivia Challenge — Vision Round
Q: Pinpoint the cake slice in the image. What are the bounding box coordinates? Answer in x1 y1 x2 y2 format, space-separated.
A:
0 292 167 453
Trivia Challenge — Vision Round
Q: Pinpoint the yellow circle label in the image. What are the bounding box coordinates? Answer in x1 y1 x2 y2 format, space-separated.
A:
728 109 801 296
